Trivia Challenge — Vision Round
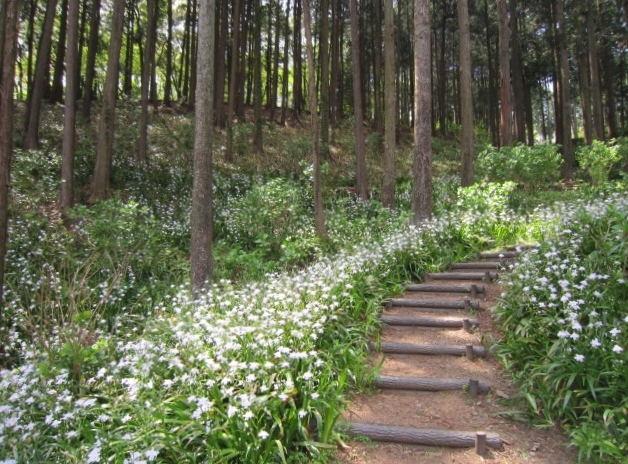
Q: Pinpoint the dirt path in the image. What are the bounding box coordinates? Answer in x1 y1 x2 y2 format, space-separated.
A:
335 255 577 464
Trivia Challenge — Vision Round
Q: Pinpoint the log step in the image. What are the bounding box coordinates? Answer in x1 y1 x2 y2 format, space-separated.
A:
478 251 519 259
406 283 485 295
425 272 498 281
379 342 486 357
373 375 490 393
380 315 479 328
387 298 480 310
450 262 502 270
346 422 502 449
506 244 538 251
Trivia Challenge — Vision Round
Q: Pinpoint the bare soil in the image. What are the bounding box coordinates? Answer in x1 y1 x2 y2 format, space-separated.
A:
335 267 577 464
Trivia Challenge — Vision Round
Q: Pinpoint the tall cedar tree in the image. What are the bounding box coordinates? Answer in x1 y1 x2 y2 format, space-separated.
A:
60 0 79 215
303 0 326 239
458 0 474 186
0 0 21 313
190 0 216 297
82 0 100 120
381 0 395 208
138 0 157 164
556 0 574 179
497 0 512 147
349 0 368 199
225 0 241 162
23 0 58 150
412 0 432 222
91 0 126 201
587 0 604 140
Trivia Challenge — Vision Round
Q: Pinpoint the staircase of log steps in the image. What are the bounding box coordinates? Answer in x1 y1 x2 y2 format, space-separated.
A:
345 245 536 457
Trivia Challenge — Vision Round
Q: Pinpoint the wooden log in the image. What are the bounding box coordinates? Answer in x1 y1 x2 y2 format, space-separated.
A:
463 318 472 331
373 375 490 393
469 379 479 398
347 422 502 449
380 315 478 328
477 251 518 259
380 342 486 357
425 272 498 281
387 298 480 310
506 244 538 251
466 344 475 361
450 262 501 270
476 431 488 456
406 283 486 294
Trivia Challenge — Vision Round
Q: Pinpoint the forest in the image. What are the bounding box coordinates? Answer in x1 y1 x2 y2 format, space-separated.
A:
0 0 627 462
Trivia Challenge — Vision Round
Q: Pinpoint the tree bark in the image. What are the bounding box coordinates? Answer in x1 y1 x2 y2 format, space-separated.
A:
293 0 303 117
139 0 157 165
60 0 79 216
225 0 241 162
23 0 58 150
509 0 525 144
577 30 593 144
164 0 174 106
0 0 20 313
253 0 263 156
349 0 368 199
50 0 68 103
191 0 215 298
214 0 228 126
555 0 573 180
82 0 100 120
497 0 512 148
485 0 497 145
412 0 432 222
280 0 290 126
587 0 604 140
303 0 327 239
319 0 330 158
458 0 474 186
91 0 126 201
381 0 395 208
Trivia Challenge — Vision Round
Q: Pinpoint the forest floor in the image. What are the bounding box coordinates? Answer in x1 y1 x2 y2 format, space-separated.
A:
334 270 577 464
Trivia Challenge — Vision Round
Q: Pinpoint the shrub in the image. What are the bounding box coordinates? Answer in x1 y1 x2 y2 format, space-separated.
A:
577 140 622 185
475 143 562 188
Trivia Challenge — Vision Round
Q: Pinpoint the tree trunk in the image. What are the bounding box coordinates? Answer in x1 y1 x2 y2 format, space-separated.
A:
587 0 604 140
485 0 497 145
509 0 525 144
577 31 593 144
372 0 383 133
319 0 330 157
91 0 126 201
164 0 173 106
50 0 68 103
437 0 447 135
25 0 37 97
191 0 216 298
23 0 58 150
555 0 573 180
123 2 135 97
349 0 368 199
61 0 79 216
214 0 228 126
381 0 395 208
458 0 473 187
293 0 303 117
139 0 157 165
413 0 432 222
330 0 342 124
280 0 290 126
0 0 21 313
253 0 263 156
303 0 327 239
602 45 617 139
225 0 241 162
82 0 100 120
497 0 512 148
